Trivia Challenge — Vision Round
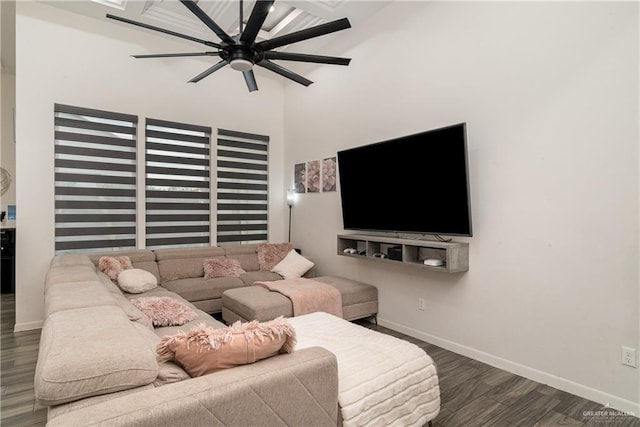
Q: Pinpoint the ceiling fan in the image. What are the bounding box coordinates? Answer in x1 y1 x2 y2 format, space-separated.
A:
106 0 352 92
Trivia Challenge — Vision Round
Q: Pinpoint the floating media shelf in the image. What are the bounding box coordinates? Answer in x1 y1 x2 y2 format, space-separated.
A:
337 233 469 273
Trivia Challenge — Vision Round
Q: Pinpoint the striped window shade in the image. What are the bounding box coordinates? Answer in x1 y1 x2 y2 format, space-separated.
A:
216 129 269 245
145 118 212 249
54 104 137 254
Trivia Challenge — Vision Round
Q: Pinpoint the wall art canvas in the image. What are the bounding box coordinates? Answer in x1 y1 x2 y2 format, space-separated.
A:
306 160 320 193
294 163 306 193
322 156 337 192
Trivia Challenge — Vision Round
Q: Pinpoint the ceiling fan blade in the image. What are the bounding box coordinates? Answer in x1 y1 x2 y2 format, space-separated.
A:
132 52 219 59
106 14 221 49
189 60 229 83
257 18 351 51
240 0 274 44
180 0 235 45
263 51 350 66
243 70 259 92
257 59 313 87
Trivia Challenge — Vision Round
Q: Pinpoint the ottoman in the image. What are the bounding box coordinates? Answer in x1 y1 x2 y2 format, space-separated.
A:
221 276 378 324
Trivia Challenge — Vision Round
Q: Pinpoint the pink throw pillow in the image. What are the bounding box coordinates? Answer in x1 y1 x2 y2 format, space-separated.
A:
157 316 296 377
130 297 198 327
257 243 294 271
203 258 246 279
98 256 133 281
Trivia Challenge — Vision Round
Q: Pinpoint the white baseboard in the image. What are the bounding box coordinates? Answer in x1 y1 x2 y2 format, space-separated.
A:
14 320 43 332
378 317 640 417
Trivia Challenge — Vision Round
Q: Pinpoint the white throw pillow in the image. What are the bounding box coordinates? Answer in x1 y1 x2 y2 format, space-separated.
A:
271 250 314 279
117 268 158 294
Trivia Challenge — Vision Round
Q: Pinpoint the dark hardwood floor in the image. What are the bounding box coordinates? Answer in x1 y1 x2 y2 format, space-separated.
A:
1 293 638 426
1 294 47 426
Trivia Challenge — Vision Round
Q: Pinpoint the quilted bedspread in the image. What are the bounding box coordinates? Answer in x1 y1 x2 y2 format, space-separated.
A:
289 312 440 427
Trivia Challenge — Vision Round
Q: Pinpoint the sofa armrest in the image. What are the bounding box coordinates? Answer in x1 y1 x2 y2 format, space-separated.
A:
46 347 339 427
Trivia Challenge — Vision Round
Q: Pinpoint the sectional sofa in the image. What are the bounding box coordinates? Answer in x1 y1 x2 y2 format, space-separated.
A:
35 244 439 426
37 248 340 425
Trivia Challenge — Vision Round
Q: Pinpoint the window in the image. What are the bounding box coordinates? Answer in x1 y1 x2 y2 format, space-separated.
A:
54 104 137 253
216 129 269 245
145 119 211 249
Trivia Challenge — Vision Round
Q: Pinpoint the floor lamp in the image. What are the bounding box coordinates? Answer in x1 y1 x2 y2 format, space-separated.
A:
287 189 295 242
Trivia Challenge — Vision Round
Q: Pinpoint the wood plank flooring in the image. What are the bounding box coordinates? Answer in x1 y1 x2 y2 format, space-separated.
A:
1 293 638 426
356 320 640 427
1 294 47 426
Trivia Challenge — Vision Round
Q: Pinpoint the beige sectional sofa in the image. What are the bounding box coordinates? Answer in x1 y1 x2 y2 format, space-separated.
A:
87 244 289 314
37 251 340 426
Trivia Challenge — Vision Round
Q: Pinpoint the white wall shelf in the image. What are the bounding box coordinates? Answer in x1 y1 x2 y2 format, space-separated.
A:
337 233 469 273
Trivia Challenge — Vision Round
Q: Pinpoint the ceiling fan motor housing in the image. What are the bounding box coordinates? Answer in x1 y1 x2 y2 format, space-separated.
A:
221 42 263 71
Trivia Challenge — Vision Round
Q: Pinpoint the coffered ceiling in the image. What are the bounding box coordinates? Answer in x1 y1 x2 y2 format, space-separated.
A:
46 0 389 53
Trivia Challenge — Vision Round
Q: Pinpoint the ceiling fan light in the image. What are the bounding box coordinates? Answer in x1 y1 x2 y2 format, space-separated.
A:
230 58 254 71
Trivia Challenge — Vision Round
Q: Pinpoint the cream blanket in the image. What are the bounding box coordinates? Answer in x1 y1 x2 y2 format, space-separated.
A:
255 278 343 318
289 312 440 427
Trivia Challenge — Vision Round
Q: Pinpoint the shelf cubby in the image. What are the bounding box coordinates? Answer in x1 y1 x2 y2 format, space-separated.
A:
337 233 469 273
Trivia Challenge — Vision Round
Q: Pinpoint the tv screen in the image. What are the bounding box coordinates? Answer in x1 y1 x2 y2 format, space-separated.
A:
337 123 472 236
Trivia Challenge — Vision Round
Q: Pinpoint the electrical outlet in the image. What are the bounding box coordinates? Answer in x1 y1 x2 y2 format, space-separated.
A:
622 347 637 367
418 298 425 311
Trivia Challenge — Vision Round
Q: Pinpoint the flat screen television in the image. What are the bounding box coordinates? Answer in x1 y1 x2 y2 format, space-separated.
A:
337 123 472 237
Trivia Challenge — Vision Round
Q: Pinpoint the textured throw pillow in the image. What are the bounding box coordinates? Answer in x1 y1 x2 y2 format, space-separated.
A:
98 256 134 281
157 316 296 377
130 296 198 327
203 258 246 279
117 268 158 294
257 242 294 271
271 250 315 279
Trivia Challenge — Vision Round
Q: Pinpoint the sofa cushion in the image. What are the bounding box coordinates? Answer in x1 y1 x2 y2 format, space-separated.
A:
45 265 98 292
117 268 158 294
130 296 198 327
223 244 260 271
204 258 246 279
111 293 153 329
96 271 124 296
239 270 284 286
222 286 293 322
130 322 191 387
98 256 133 281
257 243 294 270
271 250 315 279
89 250 159 282
313 276 379 307
153 310 226 337
162 276 244 302
44 280 117 317
157 316 296 377
154 246 226 281
35 306 159 406
50 254 96 269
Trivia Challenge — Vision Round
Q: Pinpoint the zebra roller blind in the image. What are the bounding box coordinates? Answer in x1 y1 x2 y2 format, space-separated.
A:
216 129 269 245
54 104 137 253
145 118 212 249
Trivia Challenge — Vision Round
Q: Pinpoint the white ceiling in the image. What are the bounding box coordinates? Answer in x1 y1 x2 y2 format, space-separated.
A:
2 0 390 75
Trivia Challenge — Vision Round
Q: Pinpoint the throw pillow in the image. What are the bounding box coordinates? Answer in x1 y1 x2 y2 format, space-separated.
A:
203 258 246 279
117 268 158 294
157 316 296 377
271 250 315 279
130 296 198 327
98 256 133 281
257 242 294 271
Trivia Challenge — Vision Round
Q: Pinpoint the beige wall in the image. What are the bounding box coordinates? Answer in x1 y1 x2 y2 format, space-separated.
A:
284 1 639 414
